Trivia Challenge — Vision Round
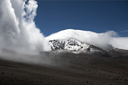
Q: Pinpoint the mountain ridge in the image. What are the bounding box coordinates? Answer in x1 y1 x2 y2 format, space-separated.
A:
48 38 113 54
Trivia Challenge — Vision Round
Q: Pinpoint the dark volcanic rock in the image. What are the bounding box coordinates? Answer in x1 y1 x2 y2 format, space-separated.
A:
0 52 128 85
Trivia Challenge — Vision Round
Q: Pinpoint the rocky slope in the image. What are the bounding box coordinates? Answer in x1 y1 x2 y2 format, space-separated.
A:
48 38 111 53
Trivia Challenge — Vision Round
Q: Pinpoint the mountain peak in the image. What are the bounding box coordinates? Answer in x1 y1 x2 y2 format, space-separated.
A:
48 38 106 53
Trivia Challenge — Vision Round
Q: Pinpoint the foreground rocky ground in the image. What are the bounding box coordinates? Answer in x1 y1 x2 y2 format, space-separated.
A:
0 52 128 85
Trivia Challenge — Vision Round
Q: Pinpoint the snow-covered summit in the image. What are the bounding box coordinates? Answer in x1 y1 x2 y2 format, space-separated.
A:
48 38 104 53
46 29 115 51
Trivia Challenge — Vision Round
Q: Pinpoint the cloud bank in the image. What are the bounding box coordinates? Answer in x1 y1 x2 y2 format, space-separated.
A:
0 0 45 54
46 29 128 50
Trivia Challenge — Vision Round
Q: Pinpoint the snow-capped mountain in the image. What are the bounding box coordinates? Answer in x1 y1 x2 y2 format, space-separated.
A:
48 38 107 53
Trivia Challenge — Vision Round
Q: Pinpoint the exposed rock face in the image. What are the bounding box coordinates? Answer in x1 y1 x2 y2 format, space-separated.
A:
48 38 107 53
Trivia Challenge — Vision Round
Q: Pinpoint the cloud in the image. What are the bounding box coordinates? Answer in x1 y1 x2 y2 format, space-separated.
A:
46 29 128 50
0 0 55 65
110 37 128 50
120 30 128 33
0 0 45 53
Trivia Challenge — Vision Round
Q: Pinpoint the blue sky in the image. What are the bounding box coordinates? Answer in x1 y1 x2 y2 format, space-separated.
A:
35 1 128 37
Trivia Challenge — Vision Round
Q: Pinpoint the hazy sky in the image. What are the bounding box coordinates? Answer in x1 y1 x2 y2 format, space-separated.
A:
35 1 128 37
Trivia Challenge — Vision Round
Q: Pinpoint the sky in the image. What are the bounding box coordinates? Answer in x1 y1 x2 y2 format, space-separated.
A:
35 1 128 37
0 0 128 53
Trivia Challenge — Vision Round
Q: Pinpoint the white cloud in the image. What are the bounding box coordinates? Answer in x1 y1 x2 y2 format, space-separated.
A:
46 29 128 50
0 0 45 53
110 37 128 50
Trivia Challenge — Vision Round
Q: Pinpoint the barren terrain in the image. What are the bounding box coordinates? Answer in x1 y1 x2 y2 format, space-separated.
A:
0 52 128 85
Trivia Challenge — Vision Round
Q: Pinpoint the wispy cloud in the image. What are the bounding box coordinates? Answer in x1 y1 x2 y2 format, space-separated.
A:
120 30 128 33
